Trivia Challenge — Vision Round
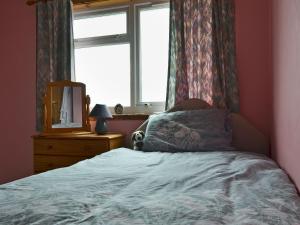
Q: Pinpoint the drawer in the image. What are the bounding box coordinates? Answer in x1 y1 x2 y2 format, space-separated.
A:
34 139 109 157
34 155 86 173
109 138 124 149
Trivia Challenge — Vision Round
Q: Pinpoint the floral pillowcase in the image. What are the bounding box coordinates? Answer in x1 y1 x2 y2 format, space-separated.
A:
142 109 234 152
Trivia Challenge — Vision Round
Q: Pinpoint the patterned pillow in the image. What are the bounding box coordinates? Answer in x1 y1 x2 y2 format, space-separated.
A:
142 109 234 152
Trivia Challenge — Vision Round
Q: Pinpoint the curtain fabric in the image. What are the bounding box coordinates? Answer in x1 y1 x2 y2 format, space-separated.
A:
36 0 75 131
166 0 239 112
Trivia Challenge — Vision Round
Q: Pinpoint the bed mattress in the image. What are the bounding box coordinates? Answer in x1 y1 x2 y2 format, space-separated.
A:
0 148 299 224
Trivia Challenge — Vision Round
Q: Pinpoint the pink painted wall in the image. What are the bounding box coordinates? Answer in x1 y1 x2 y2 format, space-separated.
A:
235 0 273 138
0 1 274 184
108 120 145 147
90 120 145 147
0 1 36 184
272 0 300 189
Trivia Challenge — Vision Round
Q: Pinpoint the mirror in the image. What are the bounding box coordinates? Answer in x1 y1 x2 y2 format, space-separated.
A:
51 86 83 128
43 81 91 133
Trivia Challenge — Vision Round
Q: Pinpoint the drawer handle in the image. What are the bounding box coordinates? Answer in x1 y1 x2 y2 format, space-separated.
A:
47 145 53 150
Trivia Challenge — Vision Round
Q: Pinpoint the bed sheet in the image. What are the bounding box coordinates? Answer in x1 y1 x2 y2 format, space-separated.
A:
0 148 299 225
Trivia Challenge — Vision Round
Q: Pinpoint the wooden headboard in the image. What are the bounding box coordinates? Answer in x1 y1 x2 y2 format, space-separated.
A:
134 99 269 156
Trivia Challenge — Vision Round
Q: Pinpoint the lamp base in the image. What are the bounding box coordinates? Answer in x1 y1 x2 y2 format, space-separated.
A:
95 119 108 135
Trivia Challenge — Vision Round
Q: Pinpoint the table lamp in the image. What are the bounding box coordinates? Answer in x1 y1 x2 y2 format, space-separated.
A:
89 104 113 135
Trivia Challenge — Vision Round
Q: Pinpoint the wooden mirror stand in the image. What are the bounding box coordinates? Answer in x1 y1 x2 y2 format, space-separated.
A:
43 80 91 134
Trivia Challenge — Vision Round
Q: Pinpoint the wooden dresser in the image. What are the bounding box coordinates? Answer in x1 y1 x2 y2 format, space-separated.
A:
33 133 124 173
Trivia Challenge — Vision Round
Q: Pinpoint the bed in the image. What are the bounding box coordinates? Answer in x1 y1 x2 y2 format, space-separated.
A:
0 100 299 225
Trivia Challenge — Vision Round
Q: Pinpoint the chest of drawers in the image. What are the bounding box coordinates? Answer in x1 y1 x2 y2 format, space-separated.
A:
33 133 124 173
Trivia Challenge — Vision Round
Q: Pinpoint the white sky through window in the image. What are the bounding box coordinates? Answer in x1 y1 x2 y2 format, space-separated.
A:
73 12 127 39
139 7 169 103
75 44 131 106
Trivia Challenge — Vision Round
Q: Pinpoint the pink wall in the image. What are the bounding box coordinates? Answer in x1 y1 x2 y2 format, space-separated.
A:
272 0 300 189
108 120 145 147
0 1 275 184
0 1 36 184
235 0 273 138
90 120 145 147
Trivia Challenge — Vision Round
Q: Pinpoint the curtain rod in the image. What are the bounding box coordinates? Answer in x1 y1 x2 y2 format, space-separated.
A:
26 0 111 6
26 0 47 6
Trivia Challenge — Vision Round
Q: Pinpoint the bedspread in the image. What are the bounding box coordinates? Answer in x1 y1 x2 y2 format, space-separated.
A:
0 148 299 225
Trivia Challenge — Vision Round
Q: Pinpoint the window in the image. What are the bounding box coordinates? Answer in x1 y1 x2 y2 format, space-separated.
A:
138 5 170 103
73 1 169 113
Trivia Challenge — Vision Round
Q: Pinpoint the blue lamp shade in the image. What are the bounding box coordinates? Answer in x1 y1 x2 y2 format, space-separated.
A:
89 104 112 135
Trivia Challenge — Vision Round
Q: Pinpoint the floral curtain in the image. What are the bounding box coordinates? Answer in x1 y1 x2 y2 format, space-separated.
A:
166 0 239 112
36 0 75 131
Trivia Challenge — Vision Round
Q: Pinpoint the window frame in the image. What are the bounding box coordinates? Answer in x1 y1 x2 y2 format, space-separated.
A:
74 7 130 49
73 0 170 114
135 2 170 107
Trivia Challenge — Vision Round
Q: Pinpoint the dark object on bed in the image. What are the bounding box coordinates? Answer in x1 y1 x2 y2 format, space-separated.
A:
132 99 269 156
131 130 145 150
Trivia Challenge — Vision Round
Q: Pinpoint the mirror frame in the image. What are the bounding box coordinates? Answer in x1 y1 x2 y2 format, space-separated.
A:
43 80 91 134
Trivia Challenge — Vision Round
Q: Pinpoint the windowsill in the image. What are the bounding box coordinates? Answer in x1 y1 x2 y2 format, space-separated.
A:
110 114 150 120
89 114 150 121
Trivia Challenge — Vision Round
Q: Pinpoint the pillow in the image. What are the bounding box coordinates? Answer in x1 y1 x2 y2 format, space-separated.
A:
142 109 234 152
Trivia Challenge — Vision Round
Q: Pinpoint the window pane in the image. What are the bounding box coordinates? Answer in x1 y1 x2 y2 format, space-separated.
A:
139 6 169 103
75 44 130 106
74 12 127 39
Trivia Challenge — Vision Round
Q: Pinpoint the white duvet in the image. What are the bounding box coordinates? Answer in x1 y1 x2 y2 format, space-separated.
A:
0 148 299 225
